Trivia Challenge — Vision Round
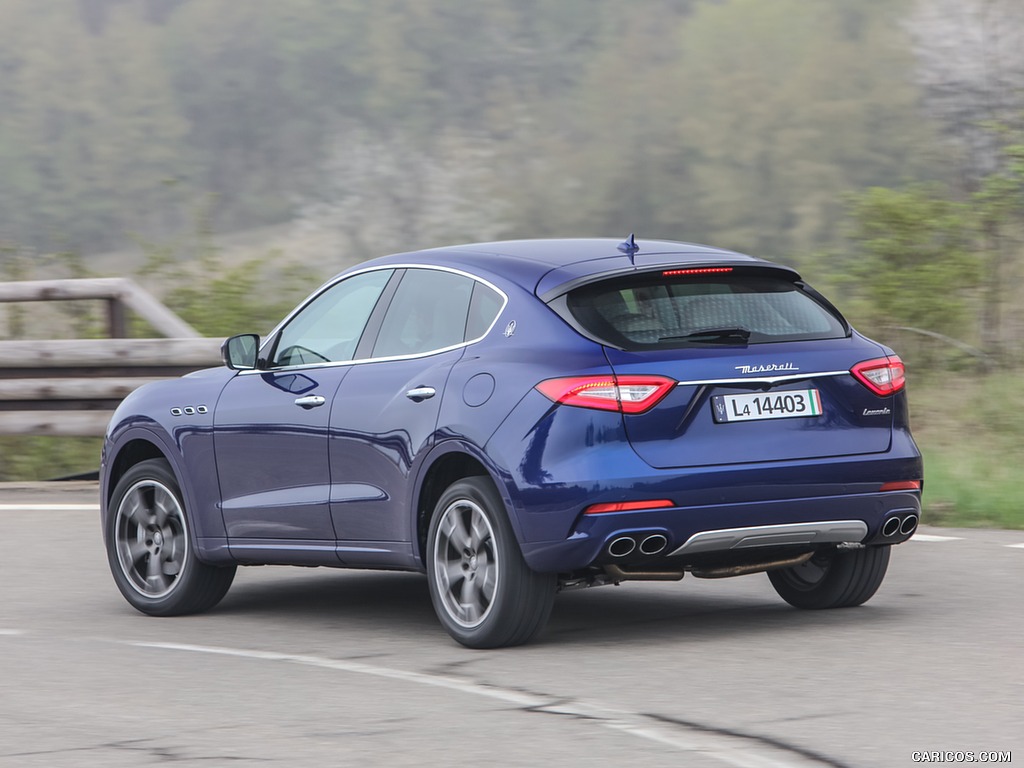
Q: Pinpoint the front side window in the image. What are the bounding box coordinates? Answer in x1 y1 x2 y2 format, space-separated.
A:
272 269 393 367
564 271 847 349
372 269 475 358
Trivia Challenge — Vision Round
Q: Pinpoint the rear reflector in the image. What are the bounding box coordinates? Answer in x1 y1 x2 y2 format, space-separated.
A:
851 356 906 396
584 499 675 515
535 375 675 414
662 267 734 277
880 480 921 492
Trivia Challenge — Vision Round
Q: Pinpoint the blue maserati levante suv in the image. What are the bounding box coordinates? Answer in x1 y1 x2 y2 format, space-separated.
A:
100 237 923 647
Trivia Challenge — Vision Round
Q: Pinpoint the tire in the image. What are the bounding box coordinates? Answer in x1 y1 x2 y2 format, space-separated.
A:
768 545 890 610
426 477 556 648
106 458 235 616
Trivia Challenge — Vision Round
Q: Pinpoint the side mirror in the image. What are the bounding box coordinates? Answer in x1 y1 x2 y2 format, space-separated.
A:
222 333 260 370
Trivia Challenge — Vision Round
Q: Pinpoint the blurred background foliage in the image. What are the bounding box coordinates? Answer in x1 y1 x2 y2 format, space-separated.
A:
1 0 1023 525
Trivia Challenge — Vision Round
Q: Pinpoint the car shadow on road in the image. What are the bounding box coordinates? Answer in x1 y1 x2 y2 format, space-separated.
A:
211 567 908 647
216 568 439 626
545 582 906 646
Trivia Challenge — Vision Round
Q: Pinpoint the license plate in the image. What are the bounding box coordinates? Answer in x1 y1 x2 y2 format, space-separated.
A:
712 389 822 423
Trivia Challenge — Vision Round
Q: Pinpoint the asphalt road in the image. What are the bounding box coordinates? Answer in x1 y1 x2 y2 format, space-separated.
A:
1 482 1021 768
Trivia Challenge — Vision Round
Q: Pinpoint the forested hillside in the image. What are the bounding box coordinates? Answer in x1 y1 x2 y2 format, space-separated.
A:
1 0 937 261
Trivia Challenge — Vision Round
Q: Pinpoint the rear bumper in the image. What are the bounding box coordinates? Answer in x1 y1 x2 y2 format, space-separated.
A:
487 389 922 573
519 489 921 572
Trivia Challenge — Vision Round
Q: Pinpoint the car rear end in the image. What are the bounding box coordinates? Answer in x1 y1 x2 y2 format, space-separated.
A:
486 254 922 582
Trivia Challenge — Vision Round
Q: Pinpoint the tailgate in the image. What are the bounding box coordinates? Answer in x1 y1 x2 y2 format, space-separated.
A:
605 339 894 469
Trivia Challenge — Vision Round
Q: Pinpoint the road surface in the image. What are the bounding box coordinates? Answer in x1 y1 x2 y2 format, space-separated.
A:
0 482 1020 767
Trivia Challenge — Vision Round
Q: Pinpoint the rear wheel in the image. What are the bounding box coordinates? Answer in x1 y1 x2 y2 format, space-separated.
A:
768 545 890 609
426 477 556 648
106 458 235 616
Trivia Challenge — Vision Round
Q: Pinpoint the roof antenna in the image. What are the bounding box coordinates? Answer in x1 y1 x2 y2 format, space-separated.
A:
617 233 639 264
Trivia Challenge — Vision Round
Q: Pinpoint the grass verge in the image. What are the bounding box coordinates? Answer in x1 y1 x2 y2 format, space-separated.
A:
911 371 1024 530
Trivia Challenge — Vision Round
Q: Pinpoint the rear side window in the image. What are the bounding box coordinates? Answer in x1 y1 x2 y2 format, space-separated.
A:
562 272 847 349
465 281 504 340
372 268 475 357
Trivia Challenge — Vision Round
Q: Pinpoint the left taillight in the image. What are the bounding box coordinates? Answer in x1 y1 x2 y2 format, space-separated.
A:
851 356 906 396
535 375 676 414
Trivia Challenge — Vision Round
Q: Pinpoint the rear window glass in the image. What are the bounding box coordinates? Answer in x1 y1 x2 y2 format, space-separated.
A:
563 272 847 349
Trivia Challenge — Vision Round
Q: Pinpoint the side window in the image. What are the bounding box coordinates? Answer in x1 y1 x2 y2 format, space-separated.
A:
272 269 393 367
372 269 474 358
465 281 504 340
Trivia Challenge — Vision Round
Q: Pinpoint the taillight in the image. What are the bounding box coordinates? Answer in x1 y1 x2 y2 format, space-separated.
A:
584 499 675 515
535 375 676 414
851 356 906 396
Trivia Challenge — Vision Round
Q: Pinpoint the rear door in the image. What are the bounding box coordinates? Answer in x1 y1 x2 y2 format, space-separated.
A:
327 267 484 543
555 267 896 469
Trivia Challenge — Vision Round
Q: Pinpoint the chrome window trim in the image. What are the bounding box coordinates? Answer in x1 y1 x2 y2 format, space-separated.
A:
674 370 849 388
242 264 509 375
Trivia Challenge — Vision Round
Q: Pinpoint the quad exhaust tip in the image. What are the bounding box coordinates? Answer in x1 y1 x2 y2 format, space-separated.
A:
639 534 668 555
607 536 637 558
882 514 919 537
607 533 669 558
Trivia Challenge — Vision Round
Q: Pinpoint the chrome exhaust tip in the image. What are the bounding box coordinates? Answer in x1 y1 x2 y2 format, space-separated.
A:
882 517 901 537
607 536 637 558
639 534 668 555
899 514 919 536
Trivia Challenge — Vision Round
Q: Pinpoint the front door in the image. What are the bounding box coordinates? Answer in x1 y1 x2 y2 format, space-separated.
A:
213 268 395 557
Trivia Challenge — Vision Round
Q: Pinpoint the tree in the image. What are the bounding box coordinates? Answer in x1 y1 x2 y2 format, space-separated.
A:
293 125 511 261
847 185 978 364
0 0 189 253
663 0 934 258
906 0 1024 180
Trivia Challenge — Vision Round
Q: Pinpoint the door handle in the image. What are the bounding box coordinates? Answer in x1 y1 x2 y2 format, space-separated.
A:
294 395 326 408
405 386 436 402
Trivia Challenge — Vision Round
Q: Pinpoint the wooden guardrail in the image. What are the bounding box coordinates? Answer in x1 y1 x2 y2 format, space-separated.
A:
0 277 201 338
0 279 223 436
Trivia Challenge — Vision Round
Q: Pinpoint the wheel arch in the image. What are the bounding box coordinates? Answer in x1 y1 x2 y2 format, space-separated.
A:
105 437 168 508
412 442 522 568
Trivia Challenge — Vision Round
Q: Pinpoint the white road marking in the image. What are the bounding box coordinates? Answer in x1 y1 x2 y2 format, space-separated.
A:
910 534 963 542
0 504 99 511
129 641 831 768
1006 543 1024 549
0 629 26 636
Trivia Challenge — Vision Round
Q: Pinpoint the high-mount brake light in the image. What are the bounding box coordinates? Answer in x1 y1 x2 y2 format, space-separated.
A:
584 499 675 515
662 267 734 277
535 375 676 414
850 356 906 396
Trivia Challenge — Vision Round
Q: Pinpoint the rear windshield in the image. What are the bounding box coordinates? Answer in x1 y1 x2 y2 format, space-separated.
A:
562 272 847 349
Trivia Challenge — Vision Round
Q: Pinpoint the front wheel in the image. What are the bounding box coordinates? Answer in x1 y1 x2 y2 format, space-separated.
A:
768 545 890 610
106 458 235 616
426 477 556 648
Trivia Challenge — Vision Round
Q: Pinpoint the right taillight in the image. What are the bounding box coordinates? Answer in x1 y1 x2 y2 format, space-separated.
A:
851 356 906 396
